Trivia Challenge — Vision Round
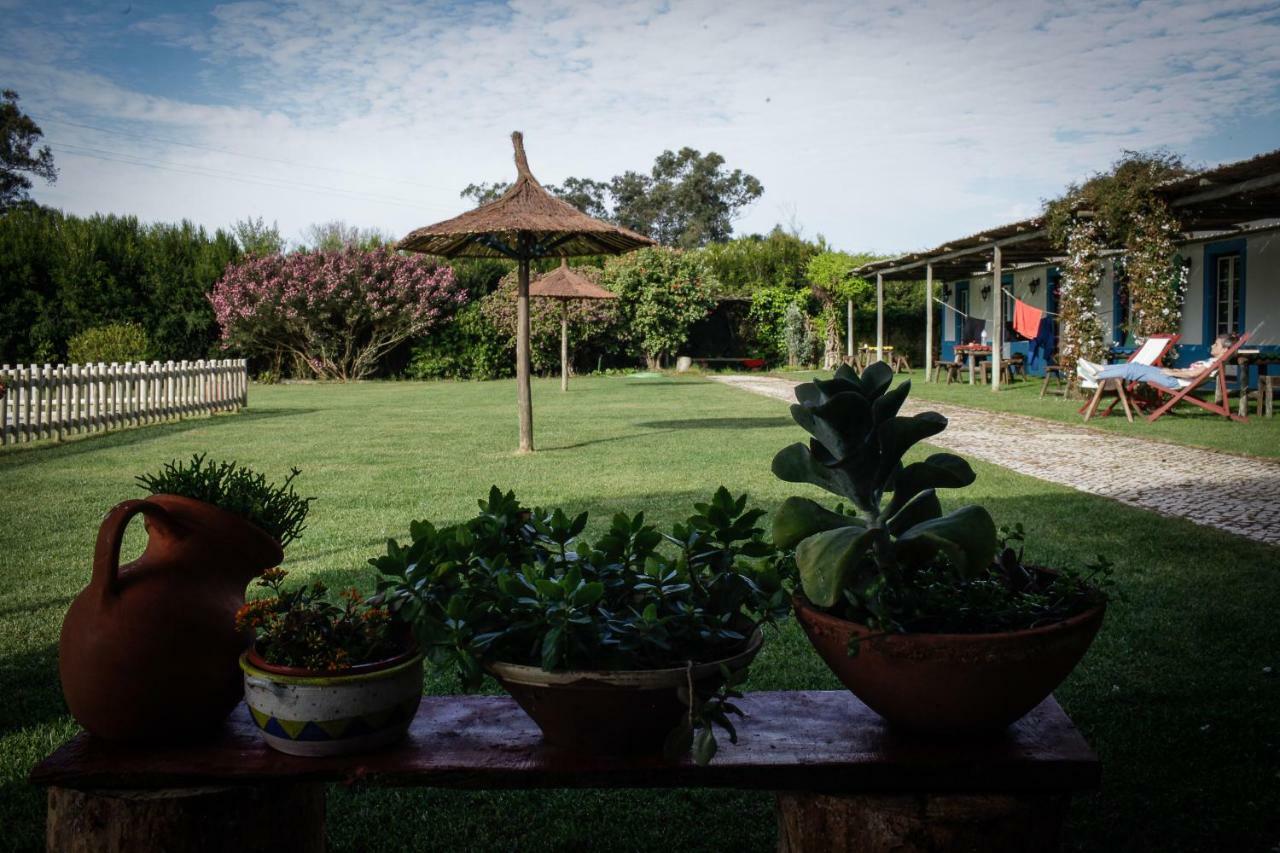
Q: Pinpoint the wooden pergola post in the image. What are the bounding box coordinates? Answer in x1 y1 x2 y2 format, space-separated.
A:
990 245 1003 391
875 272 884 363
924 264 934 382
846 299 853 361
516 255 533 451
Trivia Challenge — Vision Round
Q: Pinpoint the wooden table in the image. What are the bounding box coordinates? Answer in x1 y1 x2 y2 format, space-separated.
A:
1235 349 1280 417
30 691 1099 852
954 344 992 385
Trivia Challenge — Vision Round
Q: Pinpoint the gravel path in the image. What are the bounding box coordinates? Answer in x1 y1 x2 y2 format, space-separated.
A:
709 374 1280 547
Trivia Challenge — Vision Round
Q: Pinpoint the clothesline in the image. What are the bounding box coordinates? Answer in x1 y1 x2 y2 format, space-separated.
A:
931 293 1115 320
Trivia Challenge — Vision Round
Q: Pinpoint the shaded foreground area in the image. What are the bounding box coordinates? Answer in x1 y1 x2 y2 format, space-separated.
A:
2 377 1277 851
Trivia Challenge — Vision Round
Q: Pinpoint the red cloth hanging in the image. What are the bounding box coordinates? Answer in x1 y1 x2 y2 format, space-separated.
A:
1012 298 1043 341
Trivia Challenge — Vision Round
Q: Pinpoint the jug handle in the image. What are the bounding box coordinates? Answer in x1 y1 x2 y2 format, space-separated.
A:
93 499 171 597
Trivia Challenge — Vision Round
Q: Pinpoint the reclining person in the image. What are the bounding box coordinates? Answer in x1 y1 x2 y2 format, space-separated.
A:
1077 333 1237 390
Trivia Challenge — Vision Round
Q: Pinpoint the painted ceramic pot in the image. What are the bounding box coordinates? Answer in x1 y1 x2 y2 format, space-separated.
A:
793 594 1105 734
486 628 763 755
60 495 283 742
241 648 424 757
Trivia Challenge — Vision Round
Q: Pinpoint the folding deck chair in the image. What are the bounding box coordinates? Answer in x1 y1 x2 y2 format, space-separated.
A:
1078 334 1179 421
1143 333 1251 423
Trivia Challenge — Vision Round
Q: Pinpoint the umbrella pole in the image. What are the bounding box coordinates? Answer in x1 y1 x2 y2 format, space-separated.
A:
517 257 534 452
561 301 569 392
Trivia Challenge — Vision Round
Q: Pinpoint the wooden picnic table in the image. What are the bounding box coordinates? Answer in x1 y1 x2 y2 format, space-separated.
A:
954 344 992 385
1235 349 1280 417
30 690 1099 852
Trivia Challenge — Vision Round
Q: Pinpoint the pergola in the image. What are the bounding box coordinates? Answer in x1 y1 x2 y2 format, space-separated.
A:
854 218 1060 389
853 147 1280 390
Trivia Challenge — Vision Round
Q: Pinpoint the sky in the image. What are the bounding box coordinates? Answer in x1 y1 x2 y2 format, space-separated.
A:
3 0 1280 255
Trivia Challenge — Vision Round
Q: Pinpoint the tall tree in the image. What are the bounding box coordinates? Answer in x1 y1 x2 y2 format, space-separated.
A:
462 148 763 248
611 148 763 248
0 90 57 211
232 216 286 256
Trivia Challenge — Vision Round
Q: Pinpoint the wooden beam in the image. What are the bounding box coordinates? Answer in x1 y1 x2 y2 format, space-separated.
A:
1171 171 1280 207
924 264 934 382
875 273 884 363
858 229 1050 278
991 245 1002 392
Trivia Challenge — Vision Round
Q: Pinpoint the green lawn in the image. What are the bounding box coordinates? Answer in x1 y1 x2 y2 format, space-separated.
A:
2 376 1278 851
775 367 1280 459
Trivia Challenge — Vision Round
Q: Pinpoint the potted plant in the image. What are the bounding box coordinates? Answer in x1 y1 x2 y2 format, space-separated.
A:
59 454 314 742
771 362 1108 734
371 486 789 764
237 569 423 757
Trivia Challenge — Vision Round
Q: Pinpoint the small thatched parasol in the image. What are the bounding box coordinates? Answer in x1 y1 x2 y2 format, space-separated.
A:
398 132 653 453
531 259 618 392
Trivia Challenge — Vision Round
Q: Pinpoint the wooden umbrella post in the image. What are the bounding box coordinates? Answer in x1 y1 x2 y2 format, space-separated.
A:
560 300 569 392
516 256 534 452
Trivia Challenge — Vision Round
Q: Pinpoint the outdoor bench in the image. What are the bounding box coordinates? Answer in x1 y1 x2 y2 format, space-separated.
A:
30 690 1099 852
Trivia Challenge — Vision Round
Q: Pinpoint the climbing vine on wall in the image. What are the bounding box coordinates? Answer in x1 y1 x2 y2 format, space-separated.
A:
1058 219 1108 387
1124 204 1187 345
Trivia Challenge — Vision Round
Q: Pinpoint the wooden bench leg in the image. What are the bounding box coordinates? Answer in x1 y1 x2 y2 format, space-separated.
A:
47 784 326 853
775 791 1071 853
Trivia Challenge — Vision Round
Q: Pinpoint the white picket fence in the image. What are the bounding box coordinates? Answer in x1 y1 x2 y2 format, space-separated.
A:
0 359 248 446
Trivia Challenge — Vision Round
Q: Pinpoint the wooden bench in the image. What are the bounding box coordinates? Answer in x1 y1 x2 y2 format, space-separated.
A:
30 690 1099 852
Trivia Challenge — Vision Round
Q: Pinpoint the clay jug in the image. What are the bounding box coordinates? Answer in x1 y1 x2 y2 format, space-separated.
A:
59 495 283 742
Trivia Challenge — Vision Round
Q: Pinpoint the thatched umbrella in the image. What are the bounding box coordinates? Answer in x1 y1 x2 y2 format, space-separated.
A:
531 259 619 392
398 132 653 453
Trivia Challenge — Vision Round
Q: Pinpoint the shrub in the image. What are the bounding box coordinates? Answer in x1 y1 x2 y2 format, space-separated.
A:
406 302 511 381
210 248 466 381
67 322 149 364
597 247 717 368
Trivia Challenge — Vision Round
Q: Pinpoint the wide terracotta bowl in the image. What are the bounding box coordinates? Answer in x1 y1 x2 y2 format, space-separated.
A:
486 628 763 755
241 648 423 757
793 595 1105 734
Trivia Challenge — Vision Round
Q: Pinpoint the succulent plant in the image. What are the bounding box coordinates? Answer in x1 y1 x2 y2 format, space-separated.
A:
770 362 997 609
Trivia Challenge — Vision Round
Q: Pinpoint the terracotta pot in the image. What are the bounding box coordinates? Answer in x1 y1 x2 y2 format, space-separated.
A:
793 594 1105 734
486 628 763 755
241 647 423 757
59 495 284 742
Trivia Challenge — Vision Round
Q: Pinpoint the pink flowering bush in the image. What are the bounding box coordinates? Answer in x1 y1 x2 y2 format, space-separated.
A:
210 248 466 380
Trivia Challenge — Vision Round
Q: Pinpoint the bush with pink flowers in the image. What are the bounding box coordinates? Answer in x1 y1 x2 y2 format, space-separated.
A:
210 248 465 380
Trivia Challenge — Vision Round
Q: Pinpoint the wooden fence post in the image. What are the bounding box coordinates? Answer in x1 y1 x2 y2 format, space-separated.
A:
1 364 9 446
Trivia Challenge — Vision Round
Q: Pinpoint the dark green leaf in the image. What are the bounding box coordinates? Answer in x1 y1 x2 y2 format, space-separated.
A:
894 505 997 576
795 525 877 607
772 496 863 550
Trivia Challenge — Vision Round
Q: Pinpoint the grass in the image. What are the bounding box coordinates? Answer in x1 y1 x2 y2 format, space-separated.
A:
2 375 1278 851
774 367 1280 459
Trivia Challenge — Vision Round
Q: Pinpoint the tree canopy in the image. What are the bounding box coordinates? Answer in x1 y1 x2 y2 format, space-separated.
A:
0 90 57 211
1044 149 1193 247
462 147 762 249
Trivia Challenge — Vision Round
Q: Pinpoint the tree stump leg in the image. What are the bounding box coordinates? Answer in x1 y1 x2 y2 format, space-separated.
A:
47 784 326 853
775 790 1070 853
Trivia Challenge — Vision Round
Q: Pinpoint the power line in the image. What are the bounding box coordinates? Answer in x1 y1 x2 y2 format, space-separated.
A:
37 114 461 194
51 142 460 213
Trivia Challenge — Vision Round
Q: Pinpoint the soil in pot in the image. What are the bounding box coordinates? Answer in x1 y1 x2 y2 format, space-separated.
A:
486 628 763 755
793 595 1105 735
241 648 423 757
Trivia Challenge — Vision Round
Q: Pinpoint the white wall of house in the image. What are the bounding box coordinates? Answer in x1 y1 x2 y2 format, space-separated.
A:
1179 225 1279 347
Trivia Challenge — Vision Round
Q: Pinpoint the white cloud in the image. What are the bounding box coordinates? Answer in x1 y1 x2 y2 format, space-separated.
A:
3 0 1279 253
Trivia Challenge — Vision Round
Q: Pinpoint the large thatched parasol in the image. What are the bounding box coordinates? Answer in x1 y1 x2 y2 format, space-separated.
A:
531 259 618 392
398 132 653 453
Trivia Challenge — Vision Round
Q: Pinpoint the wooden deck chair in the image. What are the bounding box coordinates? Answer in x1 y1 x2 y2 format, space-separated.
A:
1144 333 1251 423
1077 334 1179 417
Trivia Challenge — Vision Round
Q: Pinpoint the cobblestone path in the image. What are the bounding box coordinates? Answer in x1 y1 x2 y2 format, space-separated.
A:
709 375 1280 546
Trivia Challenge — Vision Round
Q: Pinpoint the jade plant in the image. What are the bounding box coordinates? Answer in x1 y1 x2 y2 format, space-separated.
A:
137 453 314 546
370 485 790 763
772 362 1106 634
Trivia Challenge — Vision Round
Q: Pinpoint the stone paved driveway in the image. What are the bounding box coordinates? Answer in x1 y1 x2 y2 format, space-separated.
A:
709 375 1280 547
